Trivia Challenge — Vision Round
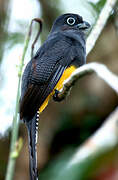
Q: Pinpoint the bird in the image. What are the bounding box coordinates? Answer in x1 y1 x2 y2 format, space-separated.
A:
19 13 90 180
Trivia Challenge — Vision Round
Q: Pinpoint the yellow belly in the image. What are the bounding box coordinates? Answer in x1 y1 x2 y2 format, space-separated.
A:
39 65 76 113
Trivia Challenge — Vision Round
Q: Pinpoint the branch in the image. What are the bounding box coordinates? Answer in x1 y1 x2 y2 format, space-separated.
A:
53 107 118 180
56 62 118 101
86 0 117 55
5 22 33 180
30 18 43 58
55 0 118 101
68 106 118 167
50 2 118 178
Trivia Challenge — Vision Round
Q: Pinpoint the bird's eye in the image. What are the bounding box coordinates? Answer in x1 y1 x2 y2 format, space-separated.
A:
67 17 76 26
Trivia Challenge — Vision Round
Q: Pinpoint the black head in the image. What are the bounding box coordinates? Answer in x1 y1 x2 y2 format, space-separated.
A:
51 13 90 33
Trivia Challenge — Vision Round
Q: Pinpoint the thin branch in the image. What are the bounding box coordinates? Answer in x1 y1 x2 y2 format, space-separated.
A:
51 1 118 177
86 0 117 55
56 62 118 101
5 22 33 180
30 18 43 58
68 106 118 167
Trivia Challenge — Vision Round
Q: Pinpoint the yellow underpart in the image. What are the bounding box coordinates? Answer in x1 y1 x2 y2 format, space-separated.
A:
39 65 76 113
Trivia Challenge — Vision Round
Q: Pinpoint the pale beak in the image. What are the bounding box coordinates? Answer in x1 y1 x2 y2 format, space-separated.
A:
77 21 90 30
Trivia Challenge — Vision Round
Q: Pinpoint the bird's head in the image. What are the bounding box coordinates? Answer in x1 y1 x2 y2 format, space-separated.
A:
51 13 90 34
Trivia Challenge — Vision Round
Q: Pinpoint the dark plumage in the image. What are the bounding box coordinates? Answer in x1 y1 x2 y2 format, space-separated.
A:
20 13 90 180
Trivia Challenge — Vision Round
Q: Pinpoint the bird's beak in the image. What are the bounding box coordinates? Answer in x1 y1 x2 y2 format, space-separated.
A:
77 21 90 30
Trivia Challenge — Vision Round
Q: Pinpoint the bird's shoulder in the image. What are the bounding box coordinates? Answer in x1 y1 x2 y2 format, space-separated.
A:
34 31 73 59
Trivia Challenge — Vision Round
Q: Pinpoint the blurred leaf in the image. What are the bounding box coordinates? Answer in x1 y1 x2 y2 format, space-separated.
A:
39 146 118 180
89 0 106 15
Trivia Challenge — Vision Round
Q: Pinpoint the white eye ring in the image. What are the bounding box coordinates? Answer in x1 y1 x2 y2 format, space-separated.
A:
67 17 76 26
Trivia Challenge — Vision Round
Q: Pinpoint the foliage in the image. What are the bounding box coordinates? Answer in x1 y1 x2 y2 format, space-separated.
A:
89 0 107 15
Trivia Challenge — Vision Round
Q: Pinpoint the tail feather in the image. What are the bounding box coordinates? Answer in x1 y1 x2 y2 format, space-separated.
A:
25 113 39 180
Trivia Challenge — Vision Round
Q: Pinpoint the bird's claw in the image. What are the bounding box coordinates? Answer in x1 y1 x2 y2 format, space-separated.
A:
53 89 64 102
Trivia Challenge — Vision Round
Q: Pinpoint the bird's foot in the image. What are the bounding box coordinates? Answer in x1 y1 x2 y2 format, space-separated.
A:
53 89 64 102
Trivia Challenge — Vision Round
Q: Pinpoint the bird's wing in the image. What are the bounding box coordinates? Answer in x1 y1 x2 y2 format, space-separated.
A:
20 63 66 120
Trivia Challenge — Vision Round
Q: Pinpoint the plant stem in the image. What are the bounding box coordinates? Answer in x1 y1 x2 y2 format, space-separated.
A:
5 27 31 180
5 17 42 180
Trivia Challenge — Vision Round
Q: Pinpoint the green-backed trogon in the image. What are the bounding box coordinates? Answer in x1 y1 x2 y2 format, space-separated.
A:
20 13 90 180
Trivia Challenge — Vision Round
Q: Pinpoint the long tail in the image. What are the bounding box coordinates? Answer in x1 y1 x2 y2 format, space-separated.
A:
25 113 39 180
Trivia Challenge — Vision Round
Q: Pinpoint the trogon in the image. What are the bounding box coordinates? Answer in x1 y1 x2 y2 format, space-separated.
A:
20 13 90 180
